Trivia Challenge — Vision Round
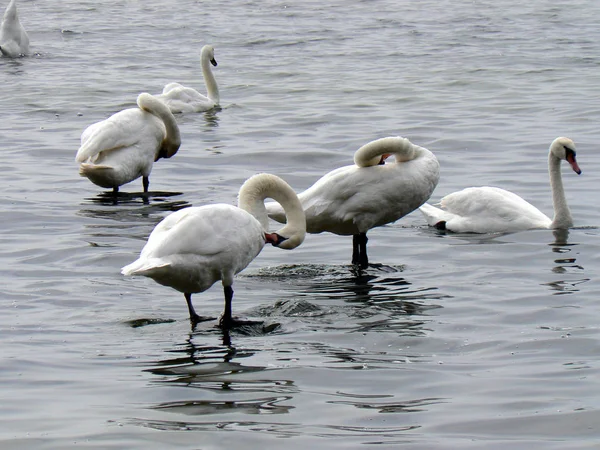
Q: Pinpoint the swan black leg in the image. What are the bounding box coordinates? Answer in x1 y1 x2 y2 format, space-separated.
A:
112 186 119 195
142 176 150 193
218 286 262 329
185 292 215 328
352 233 369 269
219 286 235 329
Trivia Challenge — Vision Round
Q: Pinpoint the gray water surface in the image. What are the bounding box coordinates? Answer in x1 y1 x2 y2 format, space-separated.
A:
2 0 600 448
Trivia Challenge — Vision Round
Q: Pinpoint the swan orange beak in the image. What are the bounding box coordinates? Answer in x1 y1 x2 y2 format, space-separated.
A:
265 232 288 247
566 153 582 175
379 153 392 165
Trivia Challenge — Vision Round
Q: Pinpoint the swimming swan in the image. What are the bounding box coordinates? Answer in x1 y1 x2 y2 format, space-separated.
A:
121 173 306 329
266 136 440 268
419 137 581 233
76 93 181 193
0 0 29 57
156 44 220 113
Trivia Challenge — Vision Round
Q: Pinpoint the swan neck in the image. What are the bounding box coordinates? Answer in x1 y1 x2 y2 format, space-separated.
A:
137 93 181 158
238 174 306 249
201 52 220 104
354 136 416 167
549 151 572 229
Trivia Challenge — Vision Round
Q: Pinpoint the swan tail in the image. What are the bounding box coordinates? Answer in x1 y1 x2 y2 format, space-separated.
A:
78 163 114 176
419 203 453 227
265 200 287 224
121 258 171 277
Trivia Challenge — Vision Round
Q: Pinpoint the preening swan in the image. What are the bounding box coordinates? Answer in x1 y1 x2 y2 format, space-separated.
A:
121 173 306 329
266 136 440 268
0 0 29 57
76 93 181 193
419 137 581 233
155 44 220 113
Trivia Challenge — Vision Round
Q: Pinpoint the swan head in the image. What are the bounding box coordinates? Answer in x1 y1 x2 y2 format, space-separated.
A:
238 173 306 250
201 45 217 67
551 137 581 175
353 136 415 167
265 229 305 250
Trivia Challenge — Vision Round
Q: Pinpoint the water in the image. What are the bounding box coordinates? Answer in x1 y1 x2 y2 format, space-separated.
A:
2 0 600 447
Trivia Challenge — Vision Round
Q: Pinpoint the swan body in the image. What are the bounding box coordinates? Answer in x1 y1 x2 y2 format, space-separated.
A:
0 0 29 57
121 173 306 328
266 136 440 267
76 93 181 193
156 44 220 113
419 137 581 233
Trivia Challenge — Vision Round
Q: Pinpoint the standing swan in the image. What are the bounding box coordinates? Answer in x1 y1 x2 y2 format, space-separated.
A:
156 44 220 113
121 173 306 329
266 136 440 268
76 93 181 194
419 137 582 233
0 0 29 57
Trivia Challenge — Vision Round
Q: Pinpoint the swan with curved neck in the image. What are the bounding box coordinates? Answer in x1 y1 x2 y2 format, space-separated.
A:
76 93 181 194
0 0 29 57
266 136 440 268
156 44 220 113
121 173 306 329
419 137 581 233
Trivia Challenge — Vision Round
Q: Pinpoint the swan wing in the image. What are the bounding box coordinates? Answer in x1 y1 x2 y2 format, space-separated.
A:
157 84 214 113
434 187 551 232
138 204 264 262
76 108 164 163
300 157 439 234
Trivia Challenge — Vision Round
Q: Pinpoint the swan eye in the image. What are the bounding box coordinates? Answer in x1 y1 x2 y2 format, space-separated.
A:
563 145 576 156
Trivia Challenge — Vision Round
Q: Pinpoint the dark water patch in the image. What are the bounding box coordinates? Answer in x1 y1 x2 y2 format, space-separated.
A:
152 395 294 416
126 318 177 328
328 395 448 413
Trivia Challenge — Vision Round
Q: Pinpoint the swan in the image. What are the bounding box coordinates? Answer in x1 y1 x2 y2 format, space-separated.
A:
75 93 181 194
265 136 440 268
121 173 306 329
0 0 29 57
155 44 220 113
419 137 582 233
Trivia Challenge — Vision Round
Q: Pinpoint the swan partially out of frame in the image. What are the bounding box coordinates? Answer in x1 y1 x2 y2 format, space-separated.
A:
76 93 181 193
121 173 306 329
419 137 581 233
156 44 220 113
0 0 29 57
266 136 440 268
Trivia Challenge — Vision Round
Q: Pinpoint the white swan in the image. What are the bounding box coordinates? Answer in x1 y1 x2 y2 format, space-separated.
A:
75 93 181 193
419 137 581 233
121 173 306 328
0 0 29 57
155 44 220 113
266 136 440 268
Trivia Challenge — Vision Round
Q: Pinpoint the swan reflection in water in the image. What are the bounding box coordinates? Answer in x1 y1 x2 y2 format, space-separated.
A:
545 228 589 294
77 191 191 244
135 331 297 423
78 191 189 220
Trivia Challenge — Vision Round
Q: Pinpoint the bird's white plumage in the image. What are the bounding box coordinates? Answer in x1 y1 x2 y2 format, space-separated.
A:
266 136 440 236
120 173 306 325
0 0 29 57
156 44 220 113
419 137 580 233
75 93 180 191
122 204 266 293
419 187 552 233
